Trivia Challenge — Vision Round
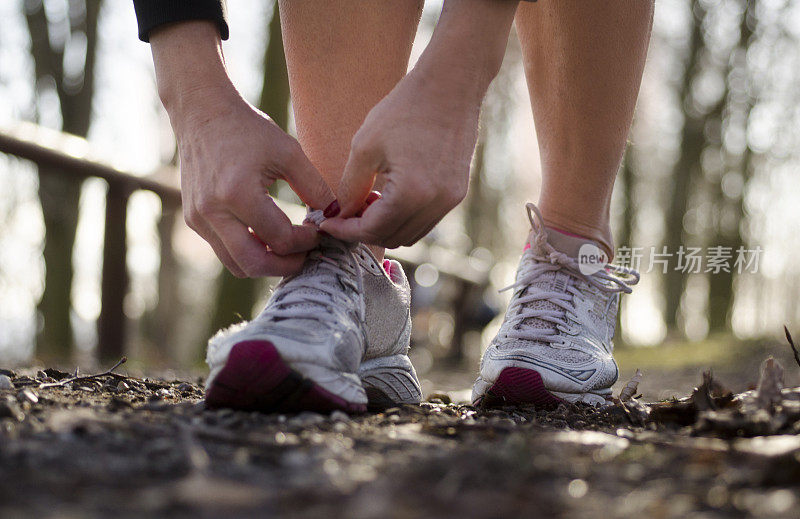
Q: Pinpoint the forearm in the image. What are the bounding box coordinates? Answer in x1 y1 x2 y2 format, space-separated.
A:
413 0 518 103
149 21 234 125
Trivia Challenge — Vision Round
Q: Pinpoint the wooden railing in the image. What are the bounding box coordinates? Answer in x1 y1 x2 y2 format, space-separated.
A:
0 122 490 362
0 122 182 361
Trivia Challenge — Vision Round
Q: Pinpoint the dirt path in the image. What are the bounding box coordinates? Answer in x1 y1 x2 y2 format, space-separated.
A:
1 364 800 518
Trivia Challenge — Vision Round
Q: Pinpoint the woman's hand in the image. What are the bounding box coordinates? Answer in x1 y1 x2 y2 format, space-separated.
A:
319 68 479 248
320 0 517 248
151 21 333 277
175 87 332 277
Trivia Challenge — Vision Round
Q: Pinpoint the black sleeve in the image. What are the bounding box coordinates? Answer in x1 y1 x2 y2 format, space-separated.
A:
133 0 229 42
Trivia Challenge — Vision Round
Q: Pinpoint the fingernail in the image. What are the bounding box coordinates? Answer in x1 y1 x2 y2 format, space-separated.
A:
356 191 382 217
323 200 340 218
248 228 267 247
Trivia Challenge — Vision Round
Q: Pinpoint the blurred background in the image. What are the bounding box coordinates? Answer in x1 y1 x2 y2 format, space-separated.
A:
1 0 799 397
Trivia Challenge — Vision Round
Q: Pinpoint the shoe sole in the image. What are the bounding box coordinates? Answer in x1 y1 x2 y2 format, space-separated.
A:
475 367 612 408
475 367 564 408
205 340 367 414
359 354 422 410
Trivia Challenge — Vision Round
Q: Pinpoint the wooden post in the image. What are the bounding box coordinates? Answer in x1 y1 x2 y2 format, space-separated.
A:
97 183 129 362
447 280 473 364
151 200 181 362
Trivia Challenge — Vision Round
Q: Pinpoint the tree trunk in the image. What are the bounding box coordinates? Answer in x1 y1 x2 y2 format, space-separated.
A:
617 148 635 251
25 0 103 361
259 2 290 130
707 0 756 333
36 173 82 359
97 185 129 363
614 147 636 346
663 1 707 334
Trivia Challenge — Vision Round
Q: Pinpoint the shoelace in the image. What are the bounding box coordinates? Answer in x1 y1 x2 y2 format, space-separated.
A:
304 209 326 227
265 210 360 326
500 203 640 345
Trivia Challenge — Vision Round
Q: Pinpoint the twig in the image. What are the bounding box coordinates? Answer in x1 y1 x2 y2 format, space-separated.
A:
784 325 800 368
38 356 128 388
619 369 643 402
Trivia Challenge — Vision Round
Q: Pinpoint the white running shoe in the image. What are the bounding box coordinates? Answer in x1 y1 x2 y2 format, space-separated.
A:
472 203 639 407
357 255 421 409
205 212 420 413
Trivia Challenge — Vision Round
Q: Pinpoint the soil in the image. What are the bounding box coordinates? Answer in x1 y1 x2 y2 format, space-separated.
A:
2 361 800 519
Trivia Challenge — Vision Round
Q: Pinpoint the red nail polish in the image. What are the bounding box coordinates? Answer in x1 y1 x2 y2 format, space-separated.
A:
248 228 267 247
323 200 340 218
356 191 382 217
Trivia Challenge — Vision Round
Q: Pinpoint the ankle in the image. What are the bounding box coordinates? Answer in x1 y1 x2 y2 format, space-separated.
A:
537 211 614 260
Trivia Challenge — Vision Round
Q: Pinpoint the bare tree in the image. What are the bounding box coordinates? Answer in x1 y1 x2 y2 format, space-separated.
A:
662 0 719 334
24 0 103 360
707 0 757 332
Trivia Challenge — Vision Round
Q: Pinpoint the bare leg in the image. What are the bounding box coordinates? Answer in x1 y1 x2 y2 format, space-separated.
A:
280 0 423 195
515 0 653 257
280 0 422 260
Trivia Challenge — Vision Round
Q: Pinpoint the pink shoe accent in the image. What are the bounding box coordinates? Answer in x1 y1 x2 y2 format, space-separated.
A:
205 340 366 414
383 259 402 283
478 367 563 408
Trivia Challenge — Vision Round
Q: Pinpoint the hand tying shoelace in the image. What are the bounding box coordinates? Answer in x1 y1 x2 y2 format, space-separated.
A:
204 199 422 413
259 209 361 326
304 209 327 228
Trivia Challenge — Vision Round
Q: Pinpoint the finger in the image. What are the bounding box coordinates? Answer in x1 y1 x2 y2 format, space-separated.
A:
211 215 307 277
259 250 308 277
379 210 434 249
402 218 439 247
283 143 335 210
249 224 319 254
395 193 455 246
209 235 248 277
367 195 445 248
320 199 408 247
230 191 320 255
190 217 247 277
338 138 382 217
406 223 437 247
